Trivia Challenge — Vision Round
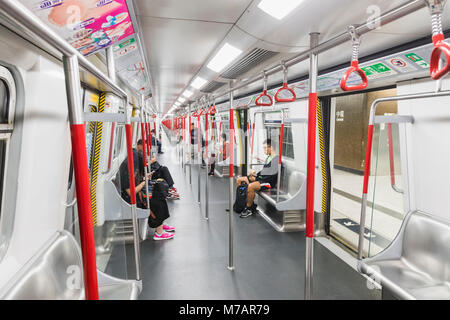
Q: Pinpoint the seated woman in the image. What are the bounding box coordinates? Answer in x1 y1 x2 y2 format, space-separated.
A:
136 139 180 200
236 139 278 218
148 178 175 241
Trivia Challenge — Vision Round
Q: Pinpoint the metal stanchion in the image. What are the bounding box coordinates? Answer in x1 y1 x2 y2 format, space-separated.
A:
305 32 320 300
197 110 201 203
276 110 284 202
189 104 192 185
141 97 151 216
63 55 99 300
228 83 235 271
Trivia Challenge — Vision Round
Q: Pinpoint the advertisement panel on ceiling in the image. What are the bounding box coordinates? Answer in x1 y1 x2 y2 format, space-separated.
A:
23 0 135 56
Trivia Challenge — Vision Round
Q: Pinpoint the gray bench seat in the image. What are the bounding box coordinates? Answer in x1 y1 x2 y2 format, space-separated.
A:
358 210 450 300
104 179 149 240
0 231 140 300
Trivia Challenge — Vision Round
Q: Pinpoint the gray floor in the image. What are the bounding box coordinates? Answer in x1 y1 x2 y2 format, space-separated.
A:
110 134 381 300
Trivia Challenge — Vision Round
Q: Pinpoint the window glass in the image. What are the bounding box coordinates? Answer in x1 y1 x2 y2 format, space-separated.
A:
0 80 9 217
114 125 124 159
282 126 294 159
0 80 8 123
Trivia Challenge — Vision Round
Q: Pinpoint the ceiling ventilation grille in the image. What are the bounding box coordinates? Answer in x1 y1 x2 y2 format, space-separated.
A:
220 48 278 80
201 81 226 93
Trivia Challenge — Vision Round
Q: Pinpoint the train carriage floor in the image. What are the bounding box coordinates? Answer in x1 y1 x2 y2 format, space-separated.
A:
106 134 381 300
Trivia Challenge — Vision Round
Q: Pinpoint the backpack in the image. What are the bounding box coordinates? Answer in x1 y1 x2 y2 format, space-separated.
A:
152 178 169 200
233 181 248 213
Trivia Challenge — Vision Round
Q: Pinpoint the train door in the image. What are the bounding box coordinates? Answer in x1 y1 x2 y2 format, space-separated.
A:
329 88 408 256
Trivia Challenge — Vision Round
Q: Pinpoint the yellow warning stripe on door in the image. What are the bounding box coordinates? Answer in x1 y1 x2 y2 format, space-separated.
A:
317 98 327 214
89 93 105 226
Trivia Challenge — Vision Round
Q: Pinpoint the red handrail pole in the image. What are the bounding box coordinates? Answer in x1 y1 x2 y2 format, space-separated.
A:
306 93 317 238
63 55 99 300
205 113 209 162
125 124 137 203
189 115 192 146
228 85 235 271
141 122 148 167
357 123 374 260
229 110 234 178
197 115 201 154
387 123 396 186
305 33 319 301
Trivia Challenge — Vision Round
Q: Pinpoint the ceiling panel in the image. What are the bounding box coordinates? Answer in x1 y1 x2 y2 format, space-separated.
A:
134 0 253 23
134 0 450 115
236 0 424 51
138 15 233 112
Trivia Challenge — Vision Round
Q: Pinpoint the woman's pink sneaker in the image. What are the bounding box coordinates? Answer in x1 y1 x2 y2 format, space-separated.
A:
153 232 174 241
163 225 175 232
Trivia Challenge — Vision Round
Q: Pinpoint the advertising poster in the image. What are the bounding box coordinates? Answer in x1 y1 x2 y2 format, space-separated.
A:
22 0 135 56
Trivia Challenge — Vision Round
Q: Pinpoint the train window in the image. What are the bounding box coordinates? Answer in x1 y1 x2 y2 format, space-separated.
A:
0 80 8 122
0 80 10 217
282 126 294 159
113 125 124 159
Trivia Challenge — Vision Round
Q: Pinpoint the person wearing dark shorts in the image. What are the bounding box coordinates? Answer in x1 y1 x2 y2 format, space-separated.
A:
148 178 175 240
236 139 278 218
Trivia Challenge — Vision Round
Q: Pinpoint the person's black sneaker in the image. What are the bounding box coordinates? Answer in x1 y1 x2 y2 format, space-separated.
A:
250 203 258 213
208 171 215 176
240 208 253 218
158 151 164 154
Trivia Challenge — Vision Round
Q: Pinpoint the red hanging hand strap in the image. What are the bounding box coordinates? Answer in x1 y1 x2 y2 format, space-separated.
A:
427 1 450 80
340 26 368 92
255 73 273 106
275 64 296 102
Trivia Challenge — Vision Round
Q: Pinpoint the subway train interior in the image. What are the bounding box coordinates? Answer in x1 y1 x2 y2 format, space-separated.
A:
0 0 449 304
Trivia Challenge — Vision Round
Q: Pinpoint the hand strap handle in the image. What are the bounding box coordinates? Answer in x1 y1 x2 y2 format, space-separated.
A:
427 1 450 80
340 26 369 91
275 63 296 102
255 72 273 106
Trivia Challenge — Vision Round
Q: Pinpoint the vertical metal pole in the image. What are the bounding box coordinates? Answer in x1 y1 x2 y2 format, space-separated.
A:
141 96 150 214
106 47 116 82
124 101 142 282
197 112 201 203
358 116 375 260
145 113 151 173
63 55 99 300
228 83 235 271
277 111 284 202
183 115 186 174
189 104 192 185
305 32 319 300
205 110 209 220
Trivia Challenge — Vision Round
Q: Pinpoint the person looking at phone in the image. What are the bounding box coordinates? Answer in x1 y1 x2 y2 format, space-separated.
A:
136 139 180 200
235 139 278 218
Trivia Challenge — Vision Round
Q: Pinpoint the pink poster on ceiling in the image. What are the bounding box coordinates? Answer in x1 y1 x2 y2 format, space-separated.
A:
23 0 135 56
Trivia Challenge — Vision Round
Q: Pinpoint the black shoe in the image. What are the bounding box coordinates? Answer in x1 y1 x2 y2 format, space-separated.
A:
250 203 257 213
208 172 214 176
240 208 254 218
158 151 164 154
